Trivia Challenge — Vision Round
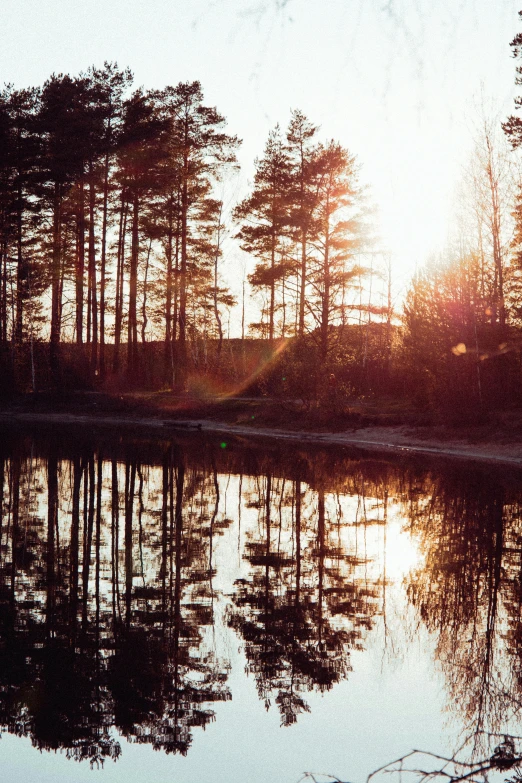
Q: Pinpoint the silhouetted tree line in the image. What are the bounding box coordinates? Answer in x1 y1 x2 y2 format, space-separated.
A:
6 16 522 413
0 64 381 395
0 66 241 390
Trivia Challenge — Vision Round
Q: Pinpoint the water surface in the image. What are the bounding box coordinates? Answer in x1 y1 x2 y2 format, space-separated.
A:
1 426 520 783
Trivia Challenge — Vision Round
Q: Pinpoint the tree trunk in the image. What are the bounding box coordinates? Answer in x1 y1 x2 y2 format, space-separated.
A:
113 191 127 374
164 193 174 383
99 150 110 377
320 211 330 362
316 489 325 643
485 132 505 330
76 177 85 346
295 480 301 605
299 228 307 338
47 448 58 631
82 457 95 630
88 164 98 372
0 245 7 343
15 178 26 345
50 185 62 385
71 456 81 633
178 142 189 386
213 204 224 365
141 237 152 345
269 233 275 344
173 212 180 379
127 194 139 376
124 461 136 628
111 459 120 622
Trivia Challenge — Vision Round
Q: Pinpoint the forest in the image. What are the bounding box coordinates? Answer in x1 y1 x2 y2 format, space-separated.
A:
3 14 522 420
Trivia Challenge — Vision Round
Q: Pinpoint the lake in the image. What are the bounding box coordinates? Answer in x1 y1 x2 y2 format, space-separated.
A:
0 424 520 783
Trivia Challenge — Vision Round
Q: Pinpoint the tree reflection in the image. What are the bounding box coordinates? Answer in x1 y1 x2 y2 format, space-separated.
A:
3 429 522 767
0 438 231 764
405 466 522 750
228 473 381 725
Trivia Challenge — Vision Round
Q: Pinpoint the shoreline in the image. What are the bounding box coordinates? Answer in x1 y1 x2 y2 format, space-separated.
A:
2 410 522 467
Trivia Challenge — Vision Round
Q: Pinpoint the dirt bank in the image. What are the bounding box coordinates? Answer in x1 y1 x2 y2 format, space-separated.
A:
1 409 522 467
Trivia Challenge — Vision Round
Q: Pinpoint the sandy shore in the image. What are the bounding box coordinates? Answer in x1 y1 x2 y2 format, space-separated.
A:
2 410 522 467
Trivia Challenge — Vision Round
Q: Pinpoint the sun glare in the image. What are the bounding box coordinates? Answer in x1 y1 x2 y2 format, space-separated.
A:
382 519 424 582
378 162 452 283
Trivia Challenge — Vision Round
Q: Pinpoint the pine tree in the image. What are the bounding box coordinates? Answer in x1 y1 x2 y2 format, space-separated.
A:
116 88 166 377
86 63 133 377
503 10 522 149
158 82 239 385
286 110 320 337
308 141 365 361
234 125 292 343
37 74 98 383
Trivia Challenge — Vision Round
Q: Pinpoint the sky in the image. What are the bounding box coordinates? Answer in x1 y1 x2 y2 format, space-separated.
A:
1 0 521 325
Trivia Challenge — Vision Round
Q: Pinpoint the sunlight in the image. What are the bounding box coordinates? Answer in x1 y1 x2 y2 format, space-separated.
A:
378 157 451 281
383 520 424 581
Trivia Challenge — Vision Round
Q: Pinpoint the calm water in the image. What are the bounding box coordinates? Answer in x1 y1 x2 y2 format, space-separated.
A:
0 425 521 783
